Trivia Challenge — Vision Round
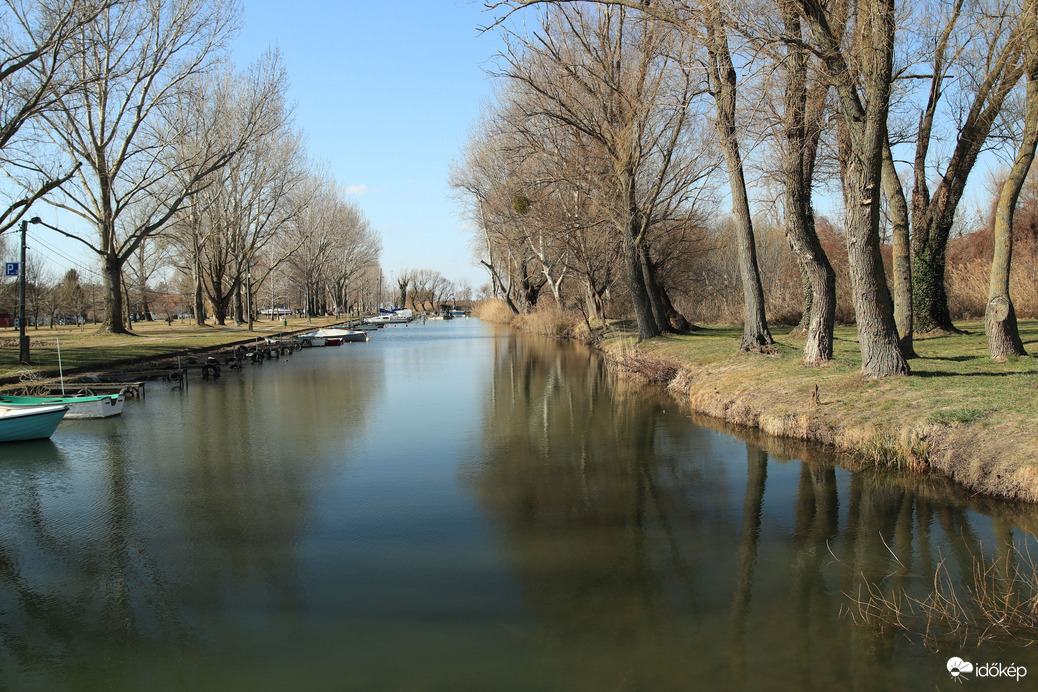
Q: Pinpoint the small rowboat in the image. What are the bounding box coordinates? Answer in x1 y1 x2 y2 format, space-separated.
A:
298 328 369 346
0 393 125 419
0 404 69 442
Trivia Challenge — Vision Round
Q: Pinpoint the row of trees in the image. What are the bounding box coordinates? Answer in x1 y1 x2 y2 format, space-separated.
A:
0 0 382 333
459 0 1038 376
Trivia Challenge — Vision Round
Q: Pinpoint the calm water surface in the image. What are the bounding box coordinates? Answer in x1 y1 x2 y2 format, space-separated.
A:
2 318 1038 691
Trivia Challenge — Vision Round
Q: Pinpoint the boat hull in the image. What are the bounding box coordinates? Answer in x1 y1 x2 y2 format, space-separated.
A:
299 328 368 346
0 405 69 442
363 308 414 325
0 394 125 419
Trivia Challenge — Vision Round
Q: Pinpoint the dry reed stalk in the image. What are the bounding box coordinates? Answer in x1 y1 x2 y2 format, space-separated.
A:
471 299 516 325
14 370 49 396
845 545 1038 650
610 351 682 384
513 305 582 339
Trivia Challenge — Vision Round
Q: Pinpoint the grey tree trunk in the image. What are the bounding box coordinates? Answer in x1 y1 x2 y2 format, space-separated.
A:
881 143 916 356
801 0 909 378
639 243 672 334
704 7 773 351
781 4 835 363
986 39 1038 360
623 228 661 341
100 252 129 334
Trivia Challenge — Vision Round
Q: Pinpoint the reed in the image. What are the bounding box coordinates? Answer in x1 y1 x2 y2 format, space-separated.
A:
845 546 1038 650
470 298 516 325
513 304 583 339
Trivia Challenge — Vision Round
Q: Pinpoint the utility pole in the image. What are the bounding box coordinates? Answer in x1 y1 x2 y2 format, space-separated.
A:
18 217 41 364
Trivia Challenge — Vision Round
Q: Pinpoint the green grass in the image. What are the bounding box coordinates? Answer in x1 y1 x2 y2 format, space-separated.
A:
618 319 1038 426
0 316 347 383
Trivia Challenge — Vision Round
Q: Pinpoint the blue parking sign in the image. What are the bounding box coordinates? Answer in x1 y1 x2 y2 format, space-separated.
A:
4 262 18 277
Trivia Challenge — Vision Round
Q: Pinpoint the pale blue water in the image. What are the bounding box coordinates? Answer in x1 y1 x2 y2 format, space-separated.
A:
1 318 1036 691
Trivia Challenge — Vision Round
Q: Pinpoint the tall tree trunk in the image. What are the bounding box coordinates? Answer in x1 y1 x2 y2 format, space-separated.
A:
782 3 835 363
987 40 1038 360
909 0 1023 335
801 0 909 378
790 261 813 336
912 239 956 334
620 167 661 341
193 257 205 326
233 287 244 326
881 142 916 356
704 7 773 351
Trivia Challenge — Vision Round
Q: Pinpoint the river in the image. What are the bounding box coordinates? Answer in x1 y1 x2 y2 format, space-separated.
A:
1 317 1037 691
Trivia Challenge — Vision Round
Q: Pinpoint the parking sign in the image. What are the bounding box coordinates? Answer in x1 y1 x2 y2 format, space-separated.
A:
3 262 18 277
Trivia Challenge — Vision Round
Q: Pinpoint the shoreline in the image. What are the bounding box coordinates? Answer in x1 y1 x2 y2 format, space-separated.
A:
0 320 337 388
487 304 1038 504
653 353 1038 504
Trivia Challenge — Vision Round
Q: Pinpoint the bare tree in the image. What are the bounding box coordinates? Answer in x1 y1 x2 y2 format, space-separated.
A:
178 51 303 327
284 171 377 318
39 0 248 334
54 267 85 325
799 0 911 377
987 0 1038 360
494 3 711 339
899 0 1030 334
0 0 113 233
327 198 381 316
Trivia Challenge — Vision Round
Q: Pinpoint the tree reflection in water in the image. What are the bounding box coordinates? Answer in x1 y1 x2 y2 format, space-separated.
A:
2 325 1038 690
471 330 1038 691
0 354 383 689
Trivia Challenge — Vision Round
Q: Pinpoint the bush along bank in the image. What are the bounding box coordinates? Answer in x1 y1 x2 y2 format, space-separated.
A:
472 300 1038 504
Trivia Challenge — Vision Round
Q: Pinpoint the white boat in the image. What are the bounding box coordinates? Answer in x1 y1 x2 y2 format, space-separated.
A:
0 404 69 442
0 393 125 419
298 328 369 346
362 308 413 325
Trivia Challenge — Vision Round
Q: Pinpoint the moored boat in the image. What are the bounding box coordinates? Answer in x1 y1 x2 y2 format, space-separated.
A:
0 404 69 442
298 328 369 346
0 393 125 419
363 308 413 325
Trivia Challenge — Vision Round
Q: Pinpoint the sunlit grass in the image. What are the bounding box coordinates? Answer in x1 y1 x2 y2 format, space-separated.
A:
0 316 346 381
617 319 1038 426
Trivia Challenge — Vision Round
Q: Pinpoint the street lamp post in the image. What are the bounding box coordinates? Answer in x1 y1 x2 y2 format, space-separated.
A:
246 270 253 331
18 217 41 364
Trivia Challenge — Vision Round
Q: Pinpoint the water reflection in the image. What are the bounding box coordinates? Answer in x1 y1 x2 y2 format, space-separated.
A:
1 323 1038 690
0 352 385 689
473 330 1038 690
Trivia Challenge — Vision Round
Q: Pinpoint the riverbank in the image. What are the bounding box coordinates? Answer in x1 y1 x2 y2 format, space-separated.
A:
0 317 347 385
476 301 1038 503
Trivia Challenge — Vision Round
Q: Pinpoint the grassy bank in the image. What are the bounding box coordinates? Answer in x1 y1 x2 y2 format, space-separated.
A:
473 300 1038 503
0 316 346 384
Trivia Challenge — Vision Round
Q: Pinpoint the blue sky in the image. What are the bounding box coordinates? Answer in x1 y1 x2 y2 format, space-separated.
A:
233 1 501 290
9 1 502 292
